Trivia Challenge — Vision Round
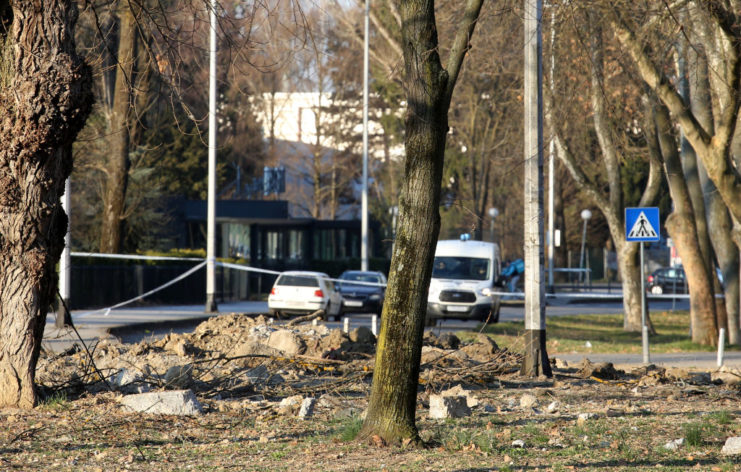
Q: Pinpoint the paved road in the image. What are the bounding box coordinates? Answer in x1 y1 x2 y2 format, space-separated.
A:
43 296 737 370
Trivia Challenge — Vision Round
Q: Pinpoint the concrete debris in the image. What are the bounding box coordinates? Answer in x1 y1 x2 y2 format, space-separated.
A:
110 368 151 394
429 395 471 419
267 329 306 356
546 401 560 413
119 390 203 416
511 439 525 448
164 365 193 389
721 437 741 455
440 385 479 408
298 397 316 419
663 438 684 451
519 393 538 409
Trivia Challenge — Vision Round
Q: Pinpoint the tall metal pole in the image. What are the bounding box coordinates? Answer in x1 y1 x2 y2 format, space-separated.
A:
521 0 551 377
547 7 555 290
56 178 72 328
360 0 370 271
205 0 218 313
640 242 650 363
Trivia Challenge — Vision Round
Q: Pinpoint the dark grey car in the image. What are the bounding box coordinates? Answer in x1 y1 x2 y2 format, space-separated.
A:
337 271 387 316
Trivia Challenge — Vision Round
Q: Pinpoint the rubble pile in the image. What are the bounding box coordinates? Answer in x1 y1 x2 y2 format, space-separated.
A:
36 314 521 406
35 313 741 423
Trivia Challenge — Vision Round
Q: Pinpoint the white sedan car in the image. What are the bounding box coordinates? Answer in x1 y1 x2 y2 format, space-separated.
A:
268 271 342 320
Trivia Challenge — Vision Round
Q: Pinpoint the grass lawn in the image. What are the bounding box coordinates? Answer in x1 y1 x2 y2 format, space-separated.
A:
473 310 730 355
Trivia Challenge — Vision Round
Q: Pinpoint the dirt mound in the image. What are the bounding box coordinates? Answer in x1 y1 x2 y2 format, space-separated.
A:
36 314 520 401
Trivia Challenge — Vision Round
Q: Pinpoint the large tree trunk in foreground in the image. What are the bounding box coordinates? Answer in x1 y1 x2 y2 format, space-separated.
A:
359 0 483 445
0 0 92 407
359 9 448 448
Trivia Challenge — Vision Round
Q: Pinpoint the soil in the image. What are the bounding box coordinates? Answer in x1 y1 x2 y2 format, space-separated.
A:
4 313 741 471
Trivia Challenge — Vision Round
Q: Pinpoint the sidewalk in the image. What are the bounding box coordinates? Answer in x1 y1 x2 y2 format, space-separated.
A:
553 351 741 371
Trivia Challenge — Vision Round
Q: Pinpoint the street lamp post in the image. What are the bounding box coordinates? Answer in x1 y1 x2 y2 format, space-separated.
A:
360 0 370 271
488 207 499 243
579 209 592 285
205 0 218 313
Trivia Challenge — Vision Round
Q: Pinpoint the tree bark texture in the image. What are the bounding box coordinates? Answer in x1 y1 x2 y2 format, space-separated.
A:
614 239 644 332
686 40 740 343
0 0 92 407
99 3 137 253
654 101 718 346
359 0 483 444
359 0 448 445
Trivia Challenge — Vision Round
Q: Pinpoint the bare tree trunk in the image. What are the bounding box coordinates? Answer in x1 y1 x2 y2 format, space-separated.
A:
99 3 137 253
612 240 642 331
359 0 483 445
686 41 740 343
0 0 92 407
653 100 718 346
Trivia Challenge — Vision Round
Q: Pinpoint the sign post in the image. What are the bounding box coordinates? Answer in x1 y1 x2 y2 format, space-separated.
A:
625 207 660 364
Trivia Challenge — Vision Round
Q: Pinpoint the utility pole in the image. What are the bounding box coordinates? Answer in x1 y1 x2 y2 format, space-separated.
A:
360 0 370 271
205 0 218 313
521 0 551 377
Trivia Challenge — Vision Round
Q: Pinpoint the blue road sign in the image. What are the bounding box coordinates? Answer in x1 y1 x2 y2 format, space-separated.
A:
625 207 660 242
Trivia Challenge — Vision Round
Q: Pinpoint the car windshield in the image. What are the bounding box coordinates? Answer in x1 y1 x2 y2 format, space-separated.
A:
341 273 382 285
432 257 490 281
276 275 319 287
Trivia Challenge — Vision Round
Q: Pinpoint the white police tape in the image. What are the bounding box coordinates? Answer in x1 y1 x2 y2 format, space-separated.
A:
74 261 207 318
71 252 204 261
65 252 701 318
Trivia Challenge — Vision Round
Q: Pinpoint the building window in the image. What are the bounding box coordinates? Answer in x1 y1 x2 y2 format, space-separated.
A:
288 230 304 260
225 223 251 260
266 231 284 260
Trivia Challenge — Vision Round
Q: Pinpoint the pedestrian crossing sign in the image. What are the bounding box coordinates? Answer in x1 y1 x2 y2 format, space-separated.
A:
625 207 660 242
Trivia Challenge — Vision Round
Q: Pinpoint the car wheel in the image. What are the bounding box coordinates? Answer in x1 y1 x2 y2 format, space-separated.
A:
650 285 663 295
323 302 332 321
424 314 437 327
270 309 283 319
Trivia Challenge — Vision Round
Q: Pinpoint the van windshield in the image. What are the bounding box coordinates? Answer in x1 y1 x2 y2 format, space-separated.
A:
432 257 490 281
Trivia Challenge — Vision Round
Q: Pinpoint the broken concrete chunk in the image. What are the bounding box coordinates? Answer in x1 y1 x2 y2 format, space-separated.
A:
267 330 306 356
164 364 194 389
119 390 203 416
429 395 471 419
664 438 684 451
722 437 741 455
298 397 316 419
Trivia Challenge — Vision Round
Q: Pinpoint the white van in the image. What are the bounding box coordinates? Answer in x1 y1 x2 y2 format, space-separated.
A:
426 238 502 324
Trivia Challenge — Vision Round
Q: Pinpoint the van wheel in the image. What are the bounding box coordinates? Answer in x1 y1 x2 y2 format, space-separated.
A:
424 315 437 328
